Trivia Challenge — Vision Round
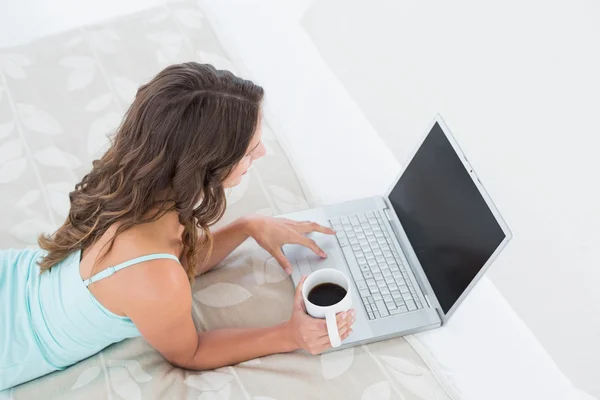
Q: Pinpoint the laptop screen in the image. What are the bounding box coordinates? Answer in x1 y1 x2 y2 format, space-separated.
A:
388 122 506 314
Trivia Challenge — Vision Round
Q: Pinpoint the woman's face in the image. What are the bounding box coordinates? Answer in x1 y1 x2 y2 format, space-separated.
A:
222 124 266 188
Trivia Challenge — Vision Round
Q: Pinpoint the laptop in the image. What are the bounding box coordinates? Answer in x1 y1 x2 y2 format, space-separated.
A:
280 115 512 348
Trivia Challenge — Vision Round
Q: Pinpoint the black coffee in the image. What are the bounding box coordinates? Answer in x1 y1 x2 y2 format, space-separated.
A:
307 283 347 306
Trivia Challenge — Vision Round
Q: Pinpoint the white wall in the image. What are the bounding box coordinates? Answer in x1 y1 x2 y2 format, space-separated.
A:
302 0 600 396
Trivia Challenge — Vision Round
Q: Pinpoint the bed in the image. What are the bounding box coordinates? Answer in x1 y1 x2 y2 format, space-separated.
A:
0 1 595 399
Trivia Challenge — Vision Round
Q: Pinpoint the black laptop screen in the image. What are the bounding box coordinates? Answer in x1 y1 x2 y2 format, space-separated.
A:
388 122 506 314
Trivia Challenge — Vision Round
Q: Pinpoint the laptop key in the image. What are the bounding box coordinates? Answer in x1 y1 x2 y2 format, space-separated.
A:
380 287 390 295
375 301 389 317
390 308 402 315
402 293 412 301
383 294 393 303
398 305 408 313
368 311 375 320
387 301 397 310
406 300 417 311
359 289 370 298
366 279 376 287
377 280 387 289
355 280 368 290
363 271 373 279
399 285 409 293
373 293 383 301
369 286 379 295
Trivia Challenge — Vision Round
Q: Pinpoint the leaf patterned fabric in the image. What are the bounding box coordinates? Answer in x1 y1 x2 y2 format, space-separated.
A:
0 1 459 399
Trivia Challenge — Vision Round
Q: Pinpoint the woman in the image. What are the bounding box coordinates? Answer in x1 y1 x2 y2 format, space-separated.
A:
0 62 356 390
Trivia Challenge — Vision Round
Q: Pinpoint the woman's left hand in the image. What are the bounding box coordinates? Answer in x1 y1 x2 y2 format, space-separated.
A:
244 216 336 274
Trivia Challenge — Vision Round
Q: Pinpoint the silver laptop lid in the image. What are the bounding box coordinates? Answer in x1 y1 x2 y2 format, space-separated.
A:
385 115 512 322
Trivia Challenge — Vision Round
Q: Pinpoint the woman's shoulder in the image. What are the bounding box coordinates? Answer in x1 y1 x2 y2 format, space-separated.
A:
83 226 190 309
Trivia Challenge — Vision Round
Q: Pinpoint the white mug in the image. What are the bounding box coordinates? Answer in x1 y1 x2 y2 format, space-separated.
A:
302 268 352 348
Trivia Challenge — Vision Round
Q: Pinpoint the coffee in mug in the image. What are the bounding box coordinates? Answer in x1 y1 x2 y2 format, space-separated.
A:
307 283 347 307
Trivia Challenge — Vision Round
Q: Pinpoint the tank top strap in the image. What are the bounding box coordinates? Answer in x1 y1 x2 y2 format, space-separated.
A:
83 253 180 287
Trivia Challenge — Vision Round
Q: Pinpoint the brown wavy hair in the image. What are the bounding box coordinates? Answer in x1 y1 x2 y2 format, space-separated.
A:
38 62 264 280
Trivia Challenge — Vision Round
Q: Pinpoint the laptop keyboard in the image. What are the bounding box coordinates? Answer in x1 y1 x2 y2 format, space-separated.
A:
330 211 423 320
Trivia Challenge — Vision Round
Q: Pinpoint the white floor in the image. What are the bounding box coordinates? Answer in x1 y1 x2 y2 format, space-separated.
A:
1 0 598 397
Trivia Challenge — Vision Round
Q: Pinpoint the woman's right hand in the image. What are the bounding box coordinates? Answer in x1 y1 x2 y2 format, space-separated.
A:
285 276 356 355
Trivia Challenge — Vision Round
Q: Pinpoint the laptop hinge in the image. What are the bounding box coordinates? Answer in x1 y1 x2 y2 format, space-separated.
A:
384 208 394 222
424 294 433 309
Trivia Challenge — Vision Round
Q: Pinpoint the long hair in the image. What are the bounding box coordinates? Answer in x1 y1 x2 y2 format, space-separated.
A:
38 62 264 281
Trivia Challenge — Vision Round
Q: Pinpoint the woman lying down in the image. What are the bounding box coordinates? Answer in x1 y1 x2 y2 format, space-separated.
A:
0 62 357 390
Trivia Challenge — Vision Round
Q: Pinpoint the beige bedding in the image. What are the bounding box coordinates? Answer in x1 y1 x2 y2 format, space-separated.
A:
0 1 459 398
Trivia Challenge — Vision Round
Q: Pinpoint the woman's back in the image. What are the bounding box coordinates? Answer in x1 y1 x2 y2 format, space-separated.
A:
0 215 183 391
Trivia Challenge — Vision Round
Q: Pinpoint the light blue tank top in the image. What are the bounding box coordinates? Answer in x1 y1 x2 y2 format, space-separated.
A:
0 248 180 390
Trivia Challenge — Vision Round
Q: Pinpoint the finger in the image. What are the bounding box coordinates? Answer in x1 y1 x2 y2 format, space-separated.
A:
294 234 327 258
294 276 307 310
314 343 332 354
338 320 353 337
312 310 355 337
315 317 354 345
315 334 332 346
296 221 336 235
340 326 353 341
307 316 327 332
335 309 356 330
273 248 292 275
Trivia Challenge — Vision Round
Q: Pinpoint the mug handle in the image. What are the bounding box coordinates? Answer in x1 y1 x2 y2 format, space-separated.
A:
325 311 341 348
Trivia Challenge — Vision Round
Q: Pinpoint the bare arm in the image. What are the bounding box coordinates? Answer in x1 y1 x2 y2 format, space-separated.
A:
125 265 355 370
196 216 335 276
194 217 251 275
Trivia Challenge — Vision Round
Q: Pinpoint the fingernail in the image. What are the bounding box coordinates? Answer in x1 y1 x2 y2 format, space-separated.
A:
286 269 292 275
350 309 356 316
